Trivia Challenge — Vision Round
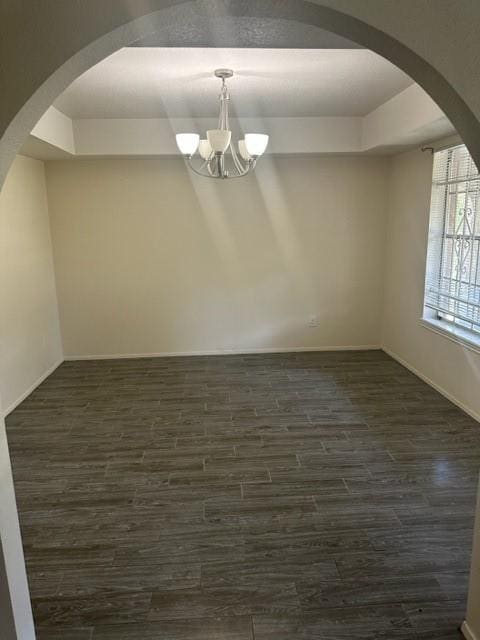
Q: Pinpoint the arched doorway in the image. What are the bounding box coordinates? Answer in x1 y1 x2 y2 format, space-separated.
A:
2 0 480 186
1 2 479 638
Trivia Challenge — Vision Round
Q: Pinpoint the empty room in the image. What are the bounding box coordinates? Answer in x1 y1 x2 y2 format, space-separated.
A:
1 3 480 640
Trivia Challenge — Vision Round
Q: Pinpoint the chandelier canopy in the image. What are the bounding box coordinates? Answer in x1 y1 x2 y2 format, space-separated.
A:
175 69 269 179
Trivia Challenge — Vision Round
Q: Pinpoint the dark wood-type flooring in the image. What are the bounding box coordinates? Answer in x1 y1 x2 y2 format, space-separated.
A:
6 350 480 639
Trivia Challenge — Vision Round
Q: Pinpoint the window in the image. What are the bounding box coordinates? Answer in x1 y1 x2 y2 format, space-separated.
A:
423 144 480 345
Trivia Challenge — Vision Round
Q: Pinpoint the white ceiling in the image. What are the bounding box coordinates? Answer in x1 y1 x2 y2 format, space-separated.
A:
53 47 414 120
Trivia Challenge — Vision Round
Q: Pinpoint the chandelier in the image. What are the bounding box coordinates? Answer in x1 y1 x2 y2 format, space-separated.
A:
175 69 269 179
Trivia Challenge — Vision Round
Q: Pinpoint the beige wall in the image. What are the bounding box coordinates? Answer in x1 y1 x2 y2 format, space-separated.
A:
382 148 480 421
381 147 480 637
0 155 62 414
45 156 388 358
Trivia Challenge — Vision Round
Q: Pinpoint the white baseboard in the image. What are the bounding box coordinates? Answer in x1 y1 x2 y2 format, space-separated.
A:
64 344 381 361
2 359 63 418
382 346 480 424
6 347 479 427
461 621 479 640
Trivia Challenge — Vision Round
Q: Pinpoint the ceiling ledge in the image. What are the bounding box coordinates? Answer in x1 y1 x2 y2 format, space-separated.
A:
361 84 452 151
21 85 455 160
29 106 75 155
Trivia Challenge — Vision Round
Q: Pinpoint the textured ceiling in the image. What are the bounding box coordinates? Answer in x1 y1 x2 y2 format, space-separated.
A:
54 47 414 120
128 17 362 49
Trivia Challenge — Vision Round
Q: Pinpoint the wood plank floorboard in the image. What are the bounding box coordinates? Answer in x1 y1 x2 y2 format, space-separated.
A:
6 350 479 639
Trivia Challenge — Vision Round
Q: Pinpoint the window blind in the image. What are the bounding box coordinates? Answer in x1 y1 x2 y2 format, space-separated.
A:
424 144 480 334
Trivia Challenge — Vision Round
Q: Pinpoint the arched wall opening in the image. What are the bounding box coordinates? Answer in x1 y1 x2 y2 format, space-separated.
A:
1 2 480 639
2 0 480 186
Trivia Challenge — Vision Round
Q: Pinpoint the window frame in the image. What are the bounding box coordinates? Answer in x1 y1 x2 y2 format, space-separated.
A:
421 143 480 351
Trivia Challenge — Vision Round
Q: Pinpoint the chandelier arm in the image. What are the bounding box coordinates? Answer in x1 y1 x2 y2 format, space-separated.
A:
187 155 255 180
221 162 255 179
232 152 245 176
194 156 210 171
218 153 228 179
206 159 216 177
228 151 255 178
224 95 229 132
223 94 228 130
185 156 215 178
217 102 222 129
218 86 223 129
230 141 248 174
212 156 217 177
209 153 222 177
200 151 216 176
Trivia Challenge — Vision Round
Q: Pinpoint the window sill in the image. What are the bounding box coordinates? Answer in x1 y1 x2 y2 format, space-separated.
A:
420 317 480 355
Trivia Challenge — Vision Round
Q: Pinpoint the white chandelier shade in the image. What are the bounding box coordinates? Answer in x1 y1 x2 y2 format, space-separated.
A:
245 133 269 157
207 129 231 154
175 133 199 156
175 69 269 179
198 139 213 160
